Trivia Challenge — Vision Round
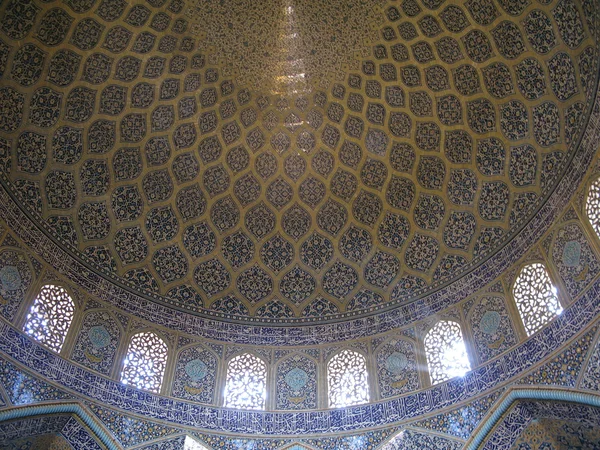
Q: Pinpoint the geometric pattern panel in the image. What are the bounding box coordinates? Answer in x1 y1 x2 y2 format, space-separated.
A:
0 0 595 325
380 428 463 450
481 400 600 450
223 353 267 410
0 248 33 321
511 418 600 449
551 222 600 299
0 415 103 450
327 349 369 408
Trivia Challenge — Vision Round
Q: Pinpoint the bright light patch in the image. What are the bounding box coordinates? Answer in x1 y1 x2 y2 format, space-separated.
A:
120 332 168 393
224 353 267 410
327 349 369 408
424 321 471 384
24 284 75 352
513 263 562 336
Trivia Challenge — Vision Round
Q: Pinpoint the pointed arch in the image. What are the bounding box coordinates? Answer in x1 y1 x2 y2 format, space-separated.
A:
120 331 169 393
375 336 419 398
23 284 75 352
275 352 318 409
327 349 369 408
223 352 267 409
0 403 118 450
71 309 123 375
424 320 470 384
172 343 218 403
512 262 562 336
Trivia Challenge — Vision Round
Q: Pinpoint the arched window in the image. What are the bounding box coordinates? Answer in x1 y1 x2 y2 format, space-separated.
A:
120 332 168 393
424 320 470 384
327 349 369 408
513 263 562 336
223 353 267 409
586 177 600 238
23 284 75 352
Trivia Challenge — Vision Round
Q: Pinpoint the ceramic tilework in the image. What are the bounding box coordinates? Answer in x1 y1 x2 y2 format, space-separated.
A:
580 332 600 391
88 404 180 447
0 315 594 448
0 249 32 321
380 428 464 450
0 416 69 448
275 354 318 410
71 310 121 376
0 0 596 327
482 401 600 450
375 338 419 398
171 345 217 404
0 415 104 450
510 418 600 450
410 392 501 439
0 0 598 443
551 222 600 299
468 296 518 363
134 435 189 450
518 327 596 387
4 434 73 450
0 359 72 405
197 434 293 450
0 158 596 339
0 288 597 437
300 427 399 450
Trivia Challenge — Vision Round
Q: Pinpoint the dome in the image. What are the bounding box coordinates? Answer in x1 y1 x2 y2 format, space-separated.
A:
1 0 600 448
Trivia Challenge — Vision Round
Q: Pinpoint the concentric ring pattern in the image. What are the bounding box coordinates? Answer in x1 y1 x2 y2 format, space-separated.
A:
0 0 597 324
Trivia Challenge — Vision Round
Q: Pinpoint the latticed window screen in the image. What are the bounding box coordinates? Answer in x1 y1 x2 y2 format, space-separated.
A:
223 353 267 409
424 320 470 384
23 284 75 352
586 178 600 238
327 349 369 408
120 331 168 393
513 263 562 336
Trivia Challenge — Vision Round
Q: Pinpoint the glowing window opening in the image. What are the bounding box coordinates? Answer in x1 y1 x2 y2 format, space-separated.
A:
586 177 600 238
223 353 267 410
424 320 471 384
327 349 369 408
23 284 75 352
513 262 562 336
120 331 168 393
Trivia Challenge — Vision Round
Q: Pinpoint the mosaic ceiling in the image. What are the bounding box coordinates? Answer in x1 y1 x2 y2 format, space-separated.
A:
0 0 597 324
